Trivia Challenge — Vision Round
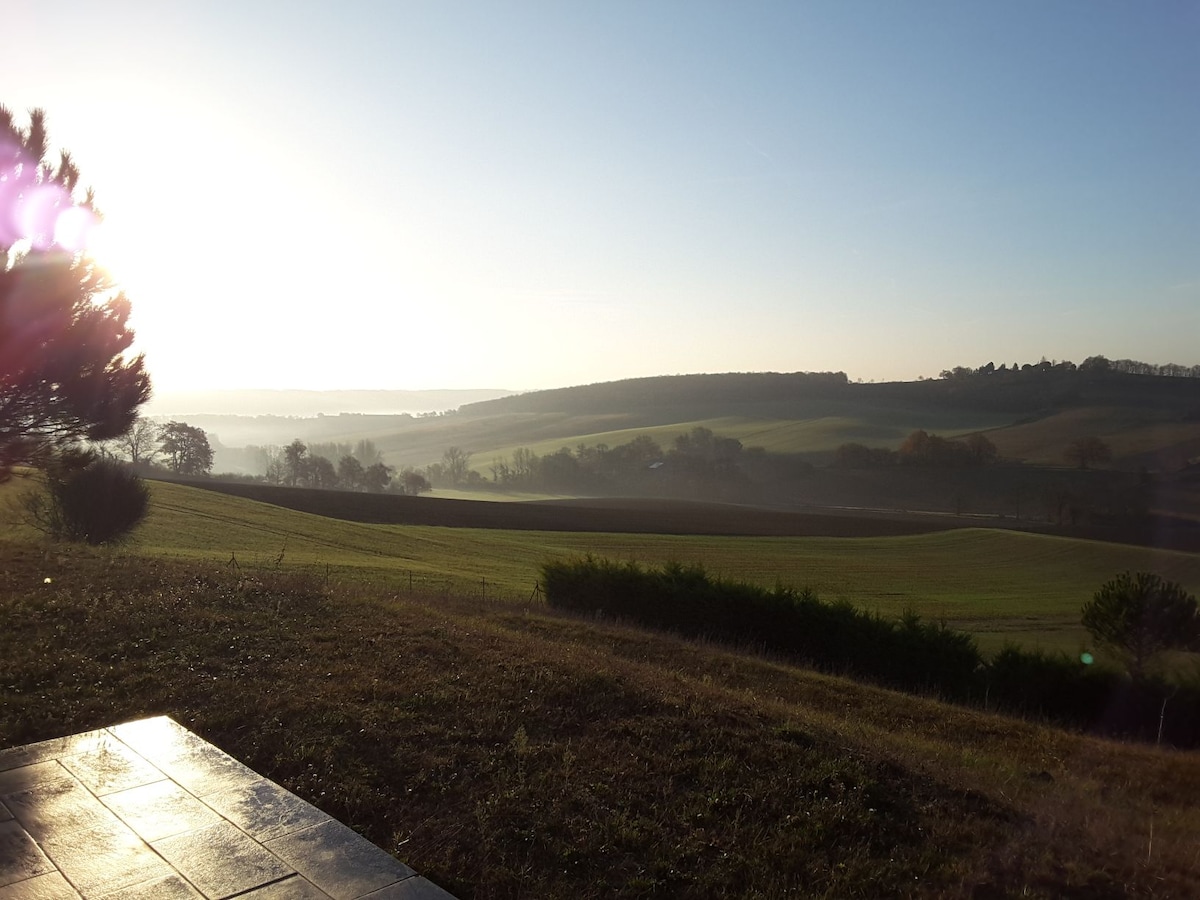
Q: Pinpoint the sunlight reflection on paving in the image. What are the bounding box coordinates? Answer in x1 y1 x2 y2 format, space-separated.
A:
0 717 457 900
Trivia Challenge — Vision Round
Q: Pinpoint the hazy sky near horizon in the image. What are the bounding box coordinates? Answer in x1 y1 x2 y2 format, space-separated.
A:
5 1 1197 392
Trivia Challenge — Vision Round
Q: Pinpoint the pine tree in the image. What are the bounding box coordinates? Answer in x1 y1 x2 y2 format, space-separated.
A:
0 106 150 480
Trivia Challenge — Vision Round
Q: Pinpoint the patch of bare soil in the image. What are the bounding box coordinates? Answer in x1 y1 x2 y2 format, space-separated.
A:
178 479 963 536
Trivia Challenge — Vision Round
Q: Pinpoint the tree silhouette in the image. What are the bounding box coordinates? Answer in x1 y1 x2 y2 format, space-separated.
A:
337 454 365 490
364 461 395 492
1082 572 1200 680
442 446 471 485
308 454 338 489
283 438 308 486
0 107 151 479
115 416 160 469
158 421 213 476
1064 436 1112 470
400 469 431 495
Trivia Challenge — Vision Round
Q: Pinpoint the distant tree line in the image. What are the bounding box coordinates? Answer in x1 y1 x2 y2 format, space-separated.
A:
834 430 998 469
255 438 402 493
938 355 1200 380
102 417 215 477
106 425 428 495
417 427 766 496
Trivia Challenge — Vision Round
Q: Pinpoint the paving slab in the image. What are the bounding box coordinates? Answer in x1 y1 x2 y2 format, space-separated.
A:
152 821 293 898
359 877 459 899
201 778 331 843
0 870 81 899
95 874 203 899
0 717 457 899
264 818 416 900
0 819 56 887
101 780 223 844
59 736 164 797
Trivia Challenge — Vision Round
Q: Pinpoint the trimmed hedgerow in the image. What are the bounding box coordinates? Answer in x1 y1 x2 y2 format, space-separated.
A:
541 557 981 697
542 557 1200 746
985 645 1200 745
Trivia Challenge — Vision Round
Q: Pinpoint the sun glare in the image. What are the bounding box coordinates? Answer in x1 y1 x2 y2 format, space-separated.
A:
53 204 96 253
82 219 130 284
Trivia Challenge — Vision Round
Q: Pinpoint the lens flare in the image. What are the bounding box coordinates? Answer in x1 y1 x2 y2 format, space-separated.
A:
14 183 70 249
53 205 98 252
1080 652 1094 665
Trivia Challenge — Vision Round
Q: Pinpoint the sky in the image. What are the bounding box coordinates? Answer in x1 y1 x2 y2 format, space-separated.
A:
3 1 1197 393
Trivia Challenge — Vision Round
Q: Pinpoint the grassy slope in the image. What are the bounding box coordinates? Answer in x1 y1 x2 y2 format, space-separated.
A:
291 385 1023 471
982 407 1200 468
376 370 1200 471
1 546 1197 899
11 479 1198 655
475 408 1014 468
189 372 1200 478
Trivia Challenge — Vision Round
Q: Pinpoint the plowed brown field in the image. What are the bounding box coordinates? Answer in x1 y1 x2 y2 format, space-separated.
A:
167 478 1200 549
176 480 962 536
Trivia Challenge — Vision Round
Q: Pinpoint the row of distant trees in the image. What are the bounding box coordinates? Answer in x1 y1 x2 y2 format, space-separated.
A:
103 426 430 496
254 438 416 493
418 427 763 495
101 417 215 476
484 427 758 494
834 431 999 468
939 355 1200 380
835 430 1115 471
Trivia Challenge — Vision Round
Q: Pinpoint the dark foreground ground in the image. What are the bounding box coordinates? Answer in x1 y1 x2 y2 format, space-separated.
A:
3 545 1198 899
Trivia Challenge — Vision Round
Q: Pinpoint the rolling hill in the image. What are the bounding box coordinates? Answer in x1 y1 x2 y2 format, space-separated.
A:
192 369 1200 477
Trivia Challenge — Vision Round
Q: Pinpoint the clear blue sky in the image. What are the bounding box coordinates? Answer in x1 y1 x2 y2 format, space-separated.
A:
4 1 1197 391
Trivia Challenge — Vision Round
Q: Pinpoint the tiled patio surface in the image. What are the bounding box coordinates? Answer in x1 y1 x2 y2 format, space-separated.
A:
0 716 457 899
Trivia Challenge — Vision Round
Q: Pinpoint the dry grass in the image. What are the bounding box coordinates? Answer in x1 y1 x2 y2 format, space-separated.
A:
2 541 1197 898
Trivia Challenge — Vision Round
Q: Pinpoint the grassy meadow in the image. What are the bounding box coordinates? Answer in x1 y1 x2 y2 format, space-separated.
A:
7 478 1199 656
144 482 1200 654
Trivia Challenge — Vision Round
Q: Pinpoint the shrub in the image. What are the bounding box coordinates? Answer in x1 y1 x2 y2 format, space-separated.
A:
24 457 150 544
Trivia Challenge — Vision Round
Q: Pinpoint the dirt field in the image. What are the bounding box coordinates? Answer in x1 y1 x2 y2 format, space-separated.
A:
167 477 1200 549
175 480 965 536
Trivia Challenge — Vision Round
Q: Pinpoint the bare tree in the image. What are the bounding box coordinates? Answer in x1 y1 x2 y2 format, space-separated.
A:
283 439 308 486
118 417 160 469
442 446 472 485
1064 436 1112 470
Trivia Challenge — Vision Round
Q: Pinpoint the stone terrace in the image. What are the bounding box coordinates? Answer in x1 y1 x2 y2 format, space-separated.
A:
0 716 456 899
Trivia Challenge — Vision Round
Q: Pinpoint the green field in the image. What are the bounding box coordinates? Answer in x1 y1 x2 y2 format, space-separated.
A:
10 479 1196 656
